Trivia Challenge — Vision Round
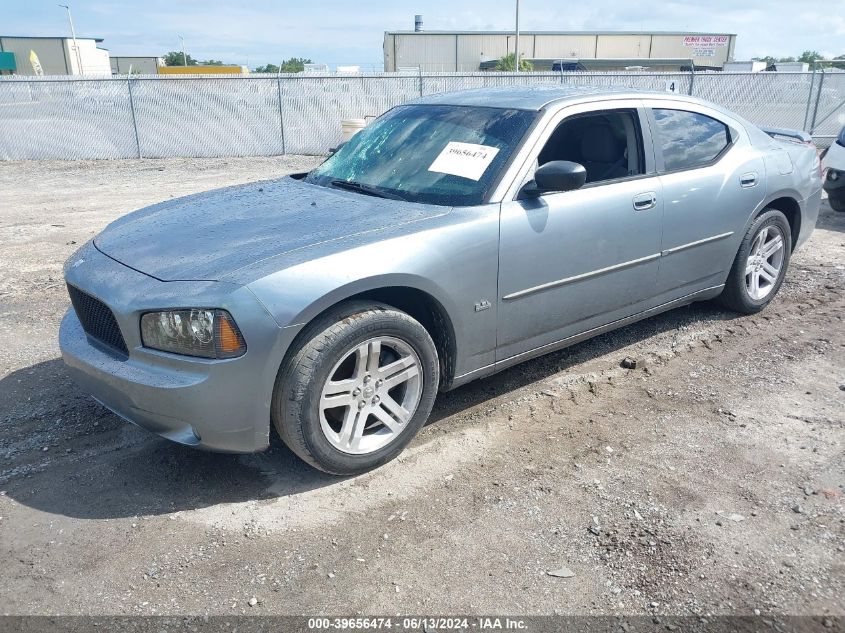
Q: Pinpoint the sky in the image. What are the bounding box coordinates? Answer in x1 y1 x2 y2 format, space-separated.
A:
2 0 842 69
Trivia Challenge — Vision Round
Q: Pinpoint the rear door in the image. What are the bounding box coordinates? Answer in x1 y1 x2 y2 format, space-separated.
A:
645 100 767 297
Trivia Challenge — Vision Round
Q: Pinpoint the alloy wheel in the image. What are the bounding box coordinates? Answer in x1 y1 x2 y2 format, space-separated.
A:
319 336 423 455
745 225 785 301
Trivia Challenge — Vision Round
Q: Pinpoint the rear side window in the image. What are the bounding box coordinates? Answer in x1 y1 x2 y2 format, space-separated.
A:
652 108 731 172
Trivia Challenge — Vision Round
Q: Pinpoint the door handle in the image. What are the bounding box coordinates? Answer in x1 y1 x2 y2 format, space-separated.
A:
632 192 657 211
740 172 758 188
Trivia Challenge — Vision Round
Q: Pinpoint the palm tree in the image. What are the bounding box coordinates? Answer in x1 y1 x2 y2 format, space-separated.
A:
495 53 533 72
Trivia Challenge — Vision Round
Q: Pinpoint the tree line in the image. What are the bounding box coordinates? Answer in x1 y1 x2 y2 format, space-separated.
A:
162 51 313 73
751 50 845 66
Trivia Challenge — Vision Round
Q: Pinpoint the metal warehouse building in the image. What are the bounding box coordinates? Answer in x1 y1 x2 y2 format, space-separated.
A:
0 35 111 75
383 31 737 72
110 56 163 75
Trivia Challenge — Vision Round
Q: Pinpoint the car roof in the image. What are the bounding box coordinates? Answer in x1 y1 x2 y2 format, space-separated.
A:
413 84 702 111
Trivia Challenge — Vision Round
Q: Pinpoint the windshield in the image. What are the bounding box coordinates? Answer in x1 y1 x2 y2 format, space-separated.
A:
305 104 537 206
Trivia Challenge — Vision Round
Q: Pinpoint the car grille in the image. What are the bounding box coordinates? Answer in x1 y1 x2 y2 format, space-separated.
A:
67 284 129 356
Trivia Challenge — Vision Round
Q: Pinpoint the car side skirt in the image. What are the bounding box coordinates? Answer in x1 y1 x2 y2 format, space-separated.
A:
447 284 725 390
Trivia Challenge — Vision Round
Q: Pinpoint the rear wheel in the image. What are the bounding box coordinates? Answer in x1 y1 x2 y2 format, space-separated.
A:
272 301 439 475
717 209 791 314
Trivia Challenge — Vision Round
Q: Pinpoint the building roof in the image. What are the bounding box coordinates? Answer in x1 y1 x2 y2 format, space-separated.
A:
0 35 104 42
413 84 697 111
386 30 736 37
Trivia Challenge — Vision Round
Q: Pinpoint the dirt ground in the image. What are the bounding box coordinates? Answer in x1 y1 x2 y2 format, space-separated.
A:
0 157 843 618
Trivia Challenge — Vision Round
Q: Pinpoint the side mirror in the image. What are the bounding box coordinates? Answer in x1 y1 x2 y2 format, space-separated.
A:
326 141 347 157
521 160 587 197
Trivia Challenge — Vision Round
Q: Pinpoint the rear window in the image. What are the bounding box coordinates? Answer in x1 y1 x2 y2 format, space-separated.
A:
652 108 731 172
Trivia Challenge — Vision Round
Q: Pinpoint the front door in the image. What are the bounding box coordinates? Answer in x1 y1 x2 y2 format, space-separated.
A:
496 103 664 363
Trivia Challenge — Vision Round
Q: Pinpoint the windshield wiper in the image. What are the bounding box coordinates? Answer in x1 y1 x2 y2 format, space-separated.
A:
330 179 407 201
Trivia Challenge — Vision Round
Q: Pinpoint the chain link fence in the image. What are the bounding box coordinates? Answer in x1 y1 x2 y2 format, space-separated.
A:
1 70 843 160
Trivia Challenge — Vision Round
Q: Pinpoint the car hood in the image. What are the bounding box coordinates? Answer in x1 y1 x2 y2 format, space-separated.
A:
94 177 447 282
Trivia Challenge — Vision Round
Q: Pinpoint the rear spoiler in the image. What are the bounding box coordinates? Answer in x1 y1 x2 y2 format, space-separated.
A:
760 126 813 144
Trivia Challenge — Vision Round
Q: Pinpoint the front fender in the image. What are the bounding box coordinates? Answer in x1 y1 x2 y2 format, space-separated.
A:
246 211 501 381
258 272 460 332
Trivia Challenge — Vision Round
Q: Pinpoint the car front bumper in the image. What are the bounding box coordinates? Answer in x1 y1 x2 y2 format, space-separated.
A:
60 242 300 453
823 169 844 198
823 142 845 198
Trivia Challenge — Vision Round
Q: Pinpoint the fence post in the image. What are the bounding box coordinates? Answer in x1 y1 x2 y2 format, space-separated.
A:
277 72 287 155
688 61 695 96
803 66 817 131
808 69 826 134
126 75 142 158
419 68 424 97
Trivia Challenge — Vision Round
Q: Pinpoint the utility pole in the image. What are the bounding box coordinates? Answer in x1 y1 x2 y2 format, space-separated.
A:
514 0 521 73
179 35 187 66
59 4 83 75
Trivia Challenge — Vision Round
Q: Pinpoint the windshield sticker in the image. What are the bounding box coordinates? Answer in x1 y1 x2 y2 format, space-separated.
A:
428 142 500 181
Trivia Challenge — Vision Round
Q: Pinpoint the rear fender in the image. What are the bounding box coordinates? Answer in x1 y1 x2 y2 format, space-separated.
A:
741 189 815 252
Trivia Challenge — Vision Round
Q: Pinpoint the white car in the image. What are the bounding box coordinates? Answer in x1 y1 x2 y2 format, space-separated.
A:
823 126 845 212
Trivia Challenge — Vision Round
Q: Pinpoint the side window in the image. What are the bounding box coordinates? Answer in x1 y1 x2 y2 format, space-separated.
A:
652 108 731 172
537 109 644 185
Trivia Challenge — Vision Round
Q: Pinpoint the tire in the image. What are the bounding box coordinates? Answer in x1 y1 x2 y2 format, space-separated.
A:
717 208 792 314
272 301 440 475
829 196 845 213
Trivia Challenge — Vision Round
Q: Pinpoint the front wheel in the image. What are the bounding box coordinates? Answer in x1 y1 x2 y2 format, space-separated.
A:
272 301 440 475
717 208 792 314
829 196 845 213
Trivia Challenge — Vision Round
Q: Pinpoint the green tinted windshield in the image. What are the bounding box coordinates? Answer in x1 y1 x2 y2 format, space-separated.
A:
305 104 537 206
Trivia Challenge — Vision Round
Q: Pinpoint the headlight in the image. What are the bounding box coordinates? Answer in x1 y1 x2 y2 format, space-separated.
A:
140 309 246 359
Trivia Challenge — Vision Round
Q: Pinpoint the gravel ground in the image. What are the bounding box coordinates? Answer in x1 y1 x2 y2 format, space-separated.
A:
0 157 843 618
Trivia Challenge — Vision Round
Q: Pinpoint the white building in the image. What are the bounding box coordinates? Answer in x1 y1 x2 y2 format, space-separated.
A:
774 62 810 72
110 56 163 75
0 35 111 76
723 61 767 72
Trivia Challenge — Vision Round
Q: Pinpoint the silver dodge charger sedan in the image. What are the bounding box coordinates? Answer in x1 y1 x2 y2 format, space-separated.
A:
61 86 822 474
